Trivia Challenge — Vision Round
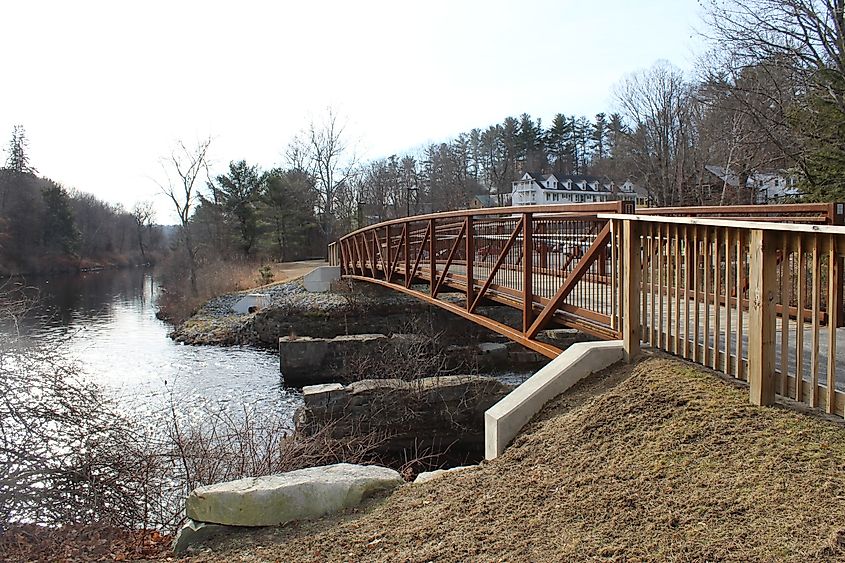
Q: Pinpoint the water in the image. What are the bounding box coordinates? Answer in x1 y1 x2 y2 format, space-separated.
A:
4 268 302 423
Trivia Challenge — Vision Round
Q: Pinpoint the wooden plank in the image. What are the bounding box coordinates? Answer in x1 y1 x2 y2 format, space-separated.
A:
522 213 534 331
684 225 691 359
811 235 821 407
641 224 649 345
674 224 681 355
649 223 656 347
658 223 665 350
736 231 745 380
826 234 840 414
611 219 618 331
703 227 711 366
780 232 791 396
713 227 721 370
693 226 701 363
796 235 805 401
748 229 777 406
623 220 642 361
526 222 612 338
724 229 733 374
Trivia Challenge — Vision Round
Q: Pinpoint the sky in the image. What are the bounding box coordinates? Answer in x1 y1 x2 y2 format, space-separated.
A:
0 0 705 222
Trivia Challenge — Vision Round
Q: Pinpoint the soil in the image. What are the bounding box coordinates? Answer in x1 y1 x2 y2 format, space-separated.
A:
175 355 845 562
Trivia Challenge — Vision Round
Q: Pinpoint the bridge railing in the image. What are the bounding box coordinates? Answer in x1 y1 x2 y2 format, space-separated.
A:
337 201 633 357
606 212 845 415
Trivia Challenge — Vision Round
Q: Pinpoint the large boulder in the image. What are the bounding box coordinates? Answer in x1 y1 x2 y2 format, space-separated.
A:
185 463 402 527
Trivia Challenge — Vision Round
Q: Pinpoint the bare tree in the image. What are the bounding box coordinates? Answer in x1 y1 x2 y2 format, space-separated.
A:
131 201 155 263
155 139 211 295
289 109 357 247
613 61 697 206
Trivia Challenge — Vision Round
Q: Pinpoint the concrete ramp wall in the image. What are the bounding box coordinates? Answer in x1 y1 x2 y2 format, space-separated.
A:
484 340 624 460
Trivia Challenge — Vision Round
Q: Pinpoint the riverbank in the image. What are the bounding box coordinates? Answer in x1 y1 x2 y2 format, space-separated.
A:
179 356 845 562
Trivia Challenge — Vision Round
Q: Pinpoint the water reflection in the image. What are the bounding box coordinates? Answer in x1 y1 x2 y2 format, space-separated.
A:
4 268 301 423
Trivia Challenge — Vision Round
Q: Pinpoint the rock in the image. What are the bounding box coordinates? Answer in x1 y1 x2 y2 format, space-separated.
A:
279 334 389 386
414 465 474 484
185 463 403 527
296 375 512 461
173 518 237 554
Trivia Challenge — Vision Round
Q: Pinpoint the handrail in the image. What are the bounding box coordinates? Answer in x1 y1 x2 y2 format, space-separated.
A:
641 203 844 225
599 213 845 235
340 201 631 239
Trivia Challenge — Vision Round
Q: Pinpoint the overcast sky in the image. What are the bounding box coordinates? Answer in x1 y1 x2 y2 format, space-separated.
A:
1 0 704 222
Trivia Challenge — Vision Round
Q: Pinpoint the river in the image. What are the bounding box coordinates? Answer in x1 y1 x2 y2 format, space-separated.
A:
4 267 302 423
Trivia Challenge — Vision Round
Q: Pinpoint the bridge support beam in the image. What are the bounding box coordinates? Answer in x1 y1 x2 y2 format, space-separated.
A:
622 220 641 362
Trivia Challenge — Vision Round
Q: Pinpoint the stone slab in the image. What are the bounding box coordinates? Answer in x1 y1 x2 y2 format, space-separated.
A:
185 463 403 527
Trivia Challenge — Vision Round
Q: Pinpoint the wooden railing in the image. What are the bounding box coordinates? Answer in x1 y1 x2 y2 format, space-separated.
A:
327 241 340 266
336 203 845 418
604 213 845 415
337 201 633 357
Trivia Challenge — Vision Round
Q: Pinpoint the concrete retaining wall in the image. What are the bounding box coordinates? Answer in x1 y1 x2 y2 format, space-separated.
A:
484 340 624 460
303 266 341 292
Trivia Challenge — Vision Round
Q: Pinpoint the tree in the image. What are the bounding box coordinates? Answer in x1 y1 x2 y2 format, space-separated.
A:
210 160 265 256
156 138 211 295
291 109 356 247
131 201 155 262
4 125 36 175
262 169 317 260
614 61 696 206
41 184 79 255
702 0 845 200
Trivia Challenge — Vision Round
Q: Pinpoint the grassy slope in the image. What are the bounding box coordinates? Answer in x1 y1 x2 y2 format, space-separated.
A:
187 357 845 562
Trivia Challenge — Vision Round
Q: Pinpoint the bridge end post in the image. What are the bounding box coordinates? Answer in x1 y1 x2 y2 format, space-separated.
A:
622 219 641 362
748 228 777 407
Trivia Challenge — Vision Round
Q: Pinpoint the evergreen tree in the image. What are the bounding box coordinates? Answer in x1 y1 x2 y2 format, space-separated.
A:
42 184 79 254
211 160 265 256
4 125 37 175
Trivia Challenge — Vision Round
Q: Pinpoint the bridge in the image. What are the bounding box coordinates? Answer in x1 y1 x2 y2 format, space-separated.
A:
329 201 845 418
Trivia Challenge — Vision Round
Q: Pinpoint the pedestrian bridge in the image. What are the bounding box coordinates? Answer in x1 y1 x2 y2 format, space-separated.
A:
330 201 845 417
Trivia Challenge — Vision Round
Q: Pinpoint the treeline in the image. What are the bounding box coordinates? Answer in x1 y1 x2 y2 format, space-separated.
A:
190 163 322 262
0 127 165 275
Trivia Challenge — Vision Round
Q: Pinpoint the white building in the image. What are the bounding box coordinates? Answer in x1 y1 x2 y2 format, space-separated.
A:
511 172 645 206
703 165 801 204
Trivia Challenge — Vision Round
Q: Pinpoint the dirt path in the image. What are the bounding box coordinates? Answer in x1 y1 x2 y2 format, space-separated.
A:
181 356 845 562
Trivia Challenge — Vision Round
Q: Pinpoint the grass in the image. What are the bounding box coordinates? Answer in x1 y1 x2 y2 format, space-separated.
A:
157 259 325 323
183 356 845 562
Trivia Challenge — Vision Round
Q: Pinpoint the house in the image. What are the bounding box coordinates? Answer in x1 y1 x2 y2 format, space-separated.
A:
703 165 801 204
469 194 498 209
511 172 647 207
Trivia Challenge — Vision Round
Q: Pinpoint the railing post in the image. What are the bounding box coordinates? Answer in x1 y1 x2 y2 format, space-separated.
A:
403 223 410 282
748 228 777 406
522 213 533 331
429 218 436 295
622 219 641 362
466 215 474 311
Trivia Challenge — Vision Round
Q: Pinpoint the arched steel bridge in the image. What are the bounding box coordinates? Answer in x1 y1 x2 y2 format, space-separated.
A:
330 201 845 417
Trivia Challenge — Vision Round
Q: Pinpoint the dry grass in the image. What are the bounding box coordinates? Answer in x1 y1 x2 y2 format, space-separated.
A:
184 357 845 562
157 259 325 322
